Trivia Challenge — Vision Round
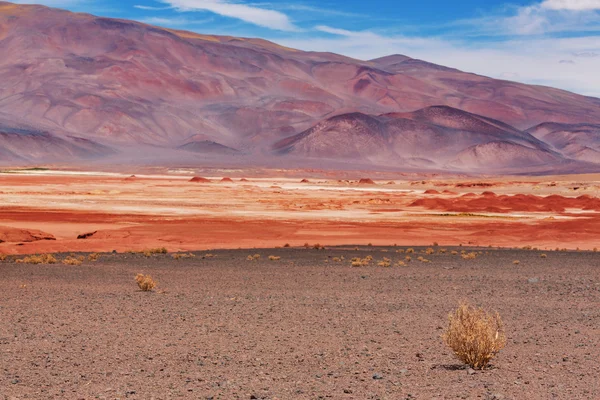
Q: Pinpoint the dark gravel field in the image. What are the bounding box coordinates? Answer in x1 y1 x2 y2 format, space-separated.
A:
1 246 600 399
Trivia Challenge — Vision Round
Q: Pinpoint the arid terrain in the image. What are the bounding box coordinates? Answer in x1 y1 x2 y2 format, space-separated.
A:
2 246 599 399
0 169 599 255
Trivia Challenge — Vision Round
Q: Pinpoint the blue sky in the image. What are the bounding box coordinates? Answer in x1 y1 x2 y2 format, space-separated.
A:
13 0 600 97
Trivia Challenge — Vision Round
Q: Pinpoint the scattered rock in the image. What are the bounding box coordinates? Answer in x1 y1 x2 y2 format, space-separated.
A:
190 176 211 183
467 368 476 375
0 226 56 243
77 231 97 239
372 373 384 380
528 277 539 283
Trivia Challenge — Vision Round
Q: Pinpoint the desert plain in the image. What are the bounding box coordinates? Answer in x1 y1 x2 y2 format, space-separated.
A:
1 168 600 400
0 168 599 254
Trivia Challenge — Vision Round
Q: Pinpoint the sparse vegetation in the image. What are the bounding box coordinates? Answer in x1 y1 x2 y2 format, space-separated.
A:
247 254 261 261
442 302 506 370
62 255 84 265
88 253 100 262
396 261 406 267
425 248 435 255
0 253 6 261
283 243 290 248
461 252 478 260
172 253 196 260
377 257 391 267
513 260 520 265
268 255 281 261
540 253 547 258
141 247 168 257
406 248 415 254
135 273 156 291
15 254 57 264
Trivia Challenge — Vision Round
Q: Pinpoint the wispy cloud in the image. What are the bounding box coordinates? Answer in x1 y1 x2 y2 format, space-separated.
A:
137 16 213 26
134 5 173 10
541 0 600 10
158 0 298 31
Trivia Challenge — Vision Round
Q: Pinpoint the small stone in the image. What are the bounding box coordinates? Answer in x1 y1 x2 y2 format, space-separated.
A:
343 388 353 393
467 368 476 375
372 373 384 380
528 277 539 283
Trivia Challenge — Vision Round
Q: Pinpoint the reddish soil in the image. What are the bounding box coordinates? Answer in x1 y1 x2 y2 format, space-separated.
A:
190 176 211 183
2 247 599 399
220 177 234 182
358 178 376 185
0 172 599 255
0 225 55 243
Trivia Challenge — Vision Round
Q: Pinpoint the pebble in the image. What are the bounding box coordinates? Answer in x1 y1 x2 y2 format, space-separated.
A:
372 373 384 380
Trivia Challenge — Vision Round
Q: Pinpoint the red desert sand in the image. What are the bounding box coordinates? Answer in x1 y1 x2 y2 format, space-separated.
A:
0 170 599 254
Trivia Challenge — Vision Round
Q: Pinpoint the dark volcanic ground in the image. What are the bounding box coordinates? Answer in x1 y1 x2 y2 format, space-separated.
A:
1 246 600 399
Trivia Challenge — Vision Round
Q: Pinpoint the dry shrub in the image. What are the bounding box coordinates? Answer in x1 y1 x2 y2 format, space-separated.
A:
594 247 598 252
16 254 57 264
377 257 391 267
268 255 281 261
540 253 547 258
451 250 458 255
0 253 6 261
405 256 412 262
406 248 415 254
522 245 532 250
88 253 100 262
135 273 156 291
141 247 168 256
513 260 520 265
284 243 290 248
332 257 341 262
62 256 83 266
433 242 439 247
442 302 506 370
202 253 215 259
396 249 405 254
425 248 435 255
351 257 371 267
417 256 430 263
396 261 406 267
439 248 447 254
247 254 261 261
461 252 478 260
172 253 195 260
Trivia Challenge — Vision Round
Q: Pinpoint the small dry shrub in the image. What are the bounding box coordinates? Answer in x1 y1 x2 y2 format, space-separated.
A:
417 256 430 263
0 253 6 261
396 261 406 267
396 249 405 254
62 256 83 266
268 255 281 261
594 247 598 252
135 273 156 291
540 253 547 258
172 253 195 260
16 254 57 264
202 253 215 259
405 256 412 262
442 302 506 370
461 252 477 260
247 254 261 261
406 248 415 254
332 257 341 262
439 248 447 254
451 250 458 255
377 257 391 267
283 243 290 248
522 245 532 250
425 248 435 255
141 247 168 256
513 260 520 265
88 253 100 262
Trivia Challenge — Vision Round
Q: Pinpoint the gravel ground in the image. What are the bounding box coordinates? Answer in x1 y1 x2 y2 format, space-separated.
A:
1 246 600 399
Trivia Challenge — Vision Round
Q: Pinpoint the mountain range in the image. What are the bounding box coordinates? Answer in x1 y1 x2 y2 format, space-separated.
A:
0 1 599 173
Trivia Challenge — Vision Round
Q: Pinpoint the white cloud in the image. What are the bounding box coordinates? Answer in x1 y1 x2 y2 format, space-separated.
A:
159 0 297 31
138 16 212 26
134 5 173 10
541 0 600 10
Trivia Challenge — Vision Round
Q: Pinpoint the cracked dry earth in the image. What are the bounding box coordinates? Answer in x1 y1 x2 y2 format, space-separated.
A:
1 247 600 399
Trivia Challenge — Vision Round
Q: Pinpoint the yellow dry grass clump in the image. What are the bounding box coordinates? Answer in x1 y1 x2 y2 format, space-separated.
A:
424 248 435 255
88 253 100 262
0 253 6 261
268 255 281 261
461 252 478 260
417 256 430 263
540 253 547 258
62 255 84 265
16 254 57 264
377 257 391 267
172 253 195 260
513 260 520 265
141 247 168 257
442 302 506 370
247 254 261 261
135 273 156 291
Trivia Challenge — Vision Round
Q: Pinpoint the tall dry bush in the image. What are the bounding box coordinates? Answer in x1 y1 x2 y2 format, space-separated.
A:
135 273 157 291
442 302 506 370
